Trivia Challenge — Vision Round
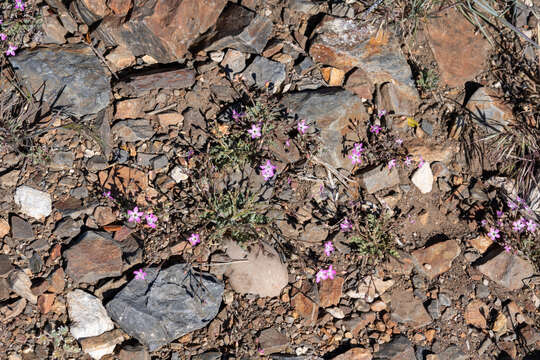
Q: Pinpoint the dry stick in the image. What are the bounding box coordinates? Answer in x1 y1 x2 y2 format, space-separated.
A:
147 103 178 115
311 155 355 189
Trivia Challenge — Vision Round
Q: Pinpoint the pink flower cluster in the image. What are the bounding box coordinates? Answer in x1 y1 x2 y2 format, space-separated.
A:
260 160 277 181
188 233 201 246
127 207 158 229
348 143 365 165
316 265 336 283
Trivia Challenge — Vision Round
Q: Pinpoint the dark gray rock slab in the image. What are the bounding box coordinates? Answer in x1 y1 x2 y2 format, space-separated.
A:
106 264 224 351
241 56 286 91
373 335 416 360
10 216 34 240
9 44 110 117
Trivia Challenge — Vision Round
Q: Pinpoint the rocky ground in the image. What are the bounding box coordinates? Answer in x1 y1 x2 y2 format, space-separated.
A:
0 0 539 359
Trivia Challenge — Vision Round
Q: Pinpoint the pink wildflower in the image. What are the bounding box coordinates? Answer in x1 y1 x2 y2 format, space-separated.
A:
512 218 526 232
378 109 387 118
508 200 518 210
487 227 500 241
481 219 488 227
370 124 382 134
258 348 264 355
388 159 397 170
496 210 504 218
260 160 277 181
285 139 290 147
5 45 17 56
127 206 143 223
133 269 147 280
315 269 328 283
247 124 261 139
326 265 336 280
14 0 25 11
353 143 365 154
324 241 334 256
232 109 245 122
340 218 353 232
395 138 403 146
0 34 6 41
145 213 158 229
103 191 113 200
297 120 309 134
504 244 512 253
526 219 537 232
348 151 362 165
418 156 425 169
188 233 201 246
404 156 412 167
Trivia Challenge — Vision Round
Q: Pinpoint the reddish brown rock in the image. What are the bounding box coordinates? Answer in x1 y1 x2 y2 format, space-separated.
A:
468 235 492 253
38 293 56 314
79 329 126 360
108 0 132 16
390 289 432 329
476 250 534 290
332 348 372 360
319 276 344 308
426 7 490 87
292 292 319 324
258 327 288 355
117 69 196 97
0 219 10 238
64 231 123 284
466 87 514 132
94 206 116 226
344 68 374 100
465 299 489 329
106 46 136 70
47 268 65 293
411 240 461 280
94 0 228 63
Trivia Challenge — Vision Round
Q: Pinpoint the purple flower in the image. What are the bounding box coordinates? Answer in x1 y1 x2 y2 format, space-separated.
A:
127 206 143 223
145 213 158 229
285 139 290 147
326 265 336 280
378 109 387 118
14 0 25 11
348 151 362 165
103 191 113 200
315 269 328 283
353 143 365 154
504 244 512 253
404 156 412 167
0 34 7 41
526 219 537 232
370 124 382 134
247 124 261 139
260 160 277 181
513 218 526 232
133 269 147 280
508 200 518 210
232 109 245 122
388 159 397 170
487 227 500 241
340 218 353 232
418 156 425 169
297 120 309 134
496 210 504 218
481 219 487 227
324 241 334 256
395 138 403 146
188 233 201 246
5 45 17 56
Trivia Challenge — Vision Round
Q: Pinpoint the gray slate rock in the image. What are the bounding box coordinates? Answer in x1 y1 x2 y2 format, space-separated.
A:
437 345 468 360
10 216 34 240
374 335 416 360
476 250 534 290
50 151 75 171
106 264 224 351
9 44 110 117
112 119 155 142
281 88 368 170
360 165 400 194
203 4 273 54
242 56 286 91
53 218 82 239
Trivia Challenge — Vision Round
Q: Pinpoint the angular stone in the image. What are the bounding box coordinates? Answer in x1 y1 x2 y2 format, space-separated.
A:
411 240 461 280
0 278 10 300
465 299 489 329
79 329 125 360
64 231 123 284
14 186 52 220
355 276 394 303
390 289 432 329
73 0 110 24
53 217 82 239
37 293 56 314
310 16 418 101
476 250 534 290
282 88 367 170
292 292 318 324
468 235 492 253
9 44 110 117
332 348 372 360
115 98 145 119
106 264 224 351
8 270 37 304
224 241 288 297
118 344 151 360
241 56 286 91
67 289 114 339
94 0 228 63
376 81 419 116
411 162 434 194
108 0 132 16
221 49 247 77
157 112 183 128
259 327 288 355
202 3 273 54
319 276 344 308
41 7 67 44
466 87 514 133
10 216 34 240
119 69 195 96
0 219 10 239
373 335 416 360
106 46 136 70
359 165 400 194
0 254 13 278
112 119 155 142
405 140 458 165
426 7 490 87
47 267 65 293
49 151 74 171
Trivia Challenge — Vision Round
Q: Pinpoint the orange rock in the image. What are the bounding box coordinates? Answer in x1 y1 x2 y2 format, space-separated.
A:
38 293 56 314
468 235 492 253
292 292 318 324
332 348 372 360
465 300 489 329
319 276 344 308
0 219 10 238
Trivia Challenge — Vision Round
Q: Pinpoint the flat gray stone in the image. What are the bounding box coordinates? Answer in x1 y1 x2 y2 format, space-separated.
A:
9 44 110 117
241 56 286 91
476 250 534 290
112 119 155 142
10 216 34 240
53 217 82 239
373 335 416 360
106 264 224 351
49 151 74 171
359 165 400 194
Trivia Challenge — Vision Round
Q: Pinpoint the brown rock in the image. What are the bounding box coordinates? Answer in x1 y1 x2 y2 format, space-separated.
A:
64 231 123 284
108 0 132 16
115 98 145 119
376 81 419 116
359 164 400 194
371 300 387 312
519 324 540 346
292 292 318 324
322 67 345 86
411 240 461 280
476 250 534 290
75 0 110 24
0 219 10 238
79 329 125 360
41 7 67 44
299 222 328 243
465 299 489 329
344 312 376 337
10 216 34 240
0 254 13 277
466 87 514 133
258 327 288 355
332 348 372 360
1 298 26 322
118 344 151 360
319 276 344 308
117 69 196 96
8 270 37 304
468 235 492 253
94 0 228 63
344 68 374 100
405 140 459 165
94 206 116 226
384 250 414 276
390 289 432 329
157 112 184 128
106 46 136 70
47 268 65 293
37 293 56 314
426 7 490 87
0 278 10 300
